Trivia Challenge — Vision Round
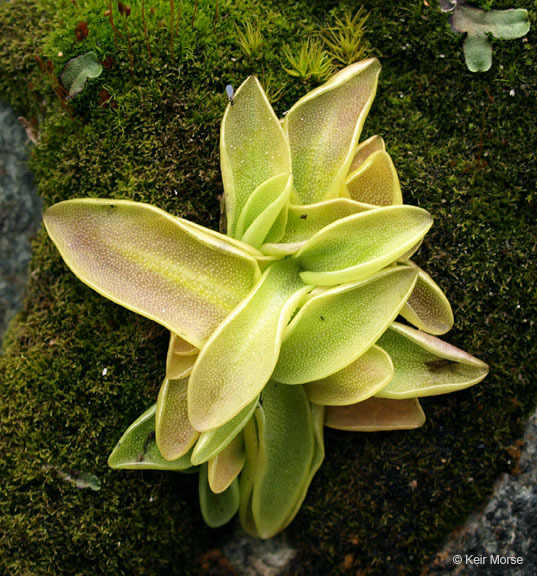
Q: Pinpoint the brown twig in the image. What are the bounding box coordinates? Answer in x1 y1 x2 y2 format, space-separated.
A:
213 0 219 34
477 88 493 168
142 0 152 61
41 58 75 122
104 1 121 51
192 0 198 30
118 3 134 82
170 0 175 61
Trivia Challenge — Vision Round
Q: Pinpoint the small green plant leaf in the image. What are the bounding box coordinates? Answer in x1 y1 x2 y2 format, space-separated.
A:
375 322 489 398
43 199 261 349
108 405 194 470
325 397 426 431
252 382 314 539
400 264 454 335
283 58 380 203
348 134 385 173
60 51 103 97
199 464 240 528
274 267 417 384
191 397 258 466
322 8 369 67
462 33 493 72
295 205 432 286
345 150 402 206
282 38 334 83
304 345 393 405
188 259 310 431
156 377 199 461
208 432 246 494
450 5 530 72
220 76 291 236
237 173 293 249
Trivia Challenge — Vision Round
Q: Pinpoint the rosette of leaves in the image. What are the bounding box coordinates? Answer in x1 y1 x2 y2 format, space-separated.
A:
43 58 488 538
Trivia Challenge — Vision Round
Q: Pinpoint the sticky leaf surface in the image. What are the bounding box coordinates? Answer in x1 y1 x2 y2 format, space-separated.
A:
43 199 260 348
275 267 417 383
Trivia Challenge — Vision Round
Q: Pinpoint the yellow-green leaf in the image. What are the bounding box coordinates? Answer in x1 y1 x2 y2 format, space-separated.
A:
239 409 262 538
400 264 454 335
262 198 371 255
295 205 432 286
375 322 488 398
283 58 381 203
156 377 199 461
274 267 417 384
304 345 393 405
208 433 245 494
43 199 261 348
188 259 310 431
279 402 325 532
199 463 239 528
252 382 314 539
220 76 291 236
238 173 293 249
345 150 402 206
107 405 194 470
166 333 198 379
325 397 426 431
191 397 258 466
348 134 385 173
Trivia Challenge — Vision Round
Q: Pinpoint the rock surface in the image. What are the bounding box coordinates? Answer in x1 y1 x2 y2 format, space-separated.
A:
427 408 537 575
0 101 41 348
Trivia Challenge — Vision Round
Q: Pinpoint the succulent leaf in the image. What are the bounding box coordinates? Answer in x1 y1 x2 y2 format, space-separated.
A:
262 198 371 254
43 199 261 348
375 322 489 398
345 150 402 206
166 333 198 379
400 264 454 335
283 58 381 203
274 267 418 384
348 134 385 173
238 173 293 248
108 405 194 470
278 402 325 532
304 345 394 405
199 464 240 528
188 259 310 431
295 205 433 286
220 76 291 236
156 377 199 461
325 397 426 431
252 382 314 539
191 398 258 466
239 409 262 538
208 432 246 494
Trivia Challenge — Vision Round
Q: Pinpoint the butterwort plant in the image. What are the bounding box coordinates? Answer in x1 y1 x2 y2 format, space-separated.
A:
43 58 488 538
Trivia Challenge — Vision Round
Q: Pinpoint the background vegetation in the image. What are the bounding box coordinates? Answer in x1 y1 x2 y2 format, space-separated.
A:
1 0 535 574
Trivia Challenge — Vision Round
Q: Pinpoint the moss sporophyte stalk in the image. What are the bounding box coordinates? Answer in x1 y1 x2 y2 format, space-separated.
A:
43 58 488 538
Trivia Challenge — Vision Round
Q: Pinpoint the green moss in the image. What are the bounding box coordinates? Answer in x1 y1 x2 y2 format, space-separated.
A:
1 1 536 574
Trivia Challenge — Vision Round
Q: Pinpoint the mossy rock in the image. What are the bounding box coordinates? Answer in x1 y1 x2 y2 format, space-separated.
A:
1 1 536 574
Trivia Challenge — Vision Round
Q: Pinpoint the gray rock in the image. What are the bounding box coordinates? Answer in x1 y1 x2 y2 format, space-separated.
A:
0 101 42 349
222 522 297 576
427 408 537 575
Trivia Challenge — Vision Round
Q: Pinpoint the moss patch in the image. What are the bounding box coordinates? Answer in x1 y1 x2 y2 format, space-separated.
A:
1 1 536 574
